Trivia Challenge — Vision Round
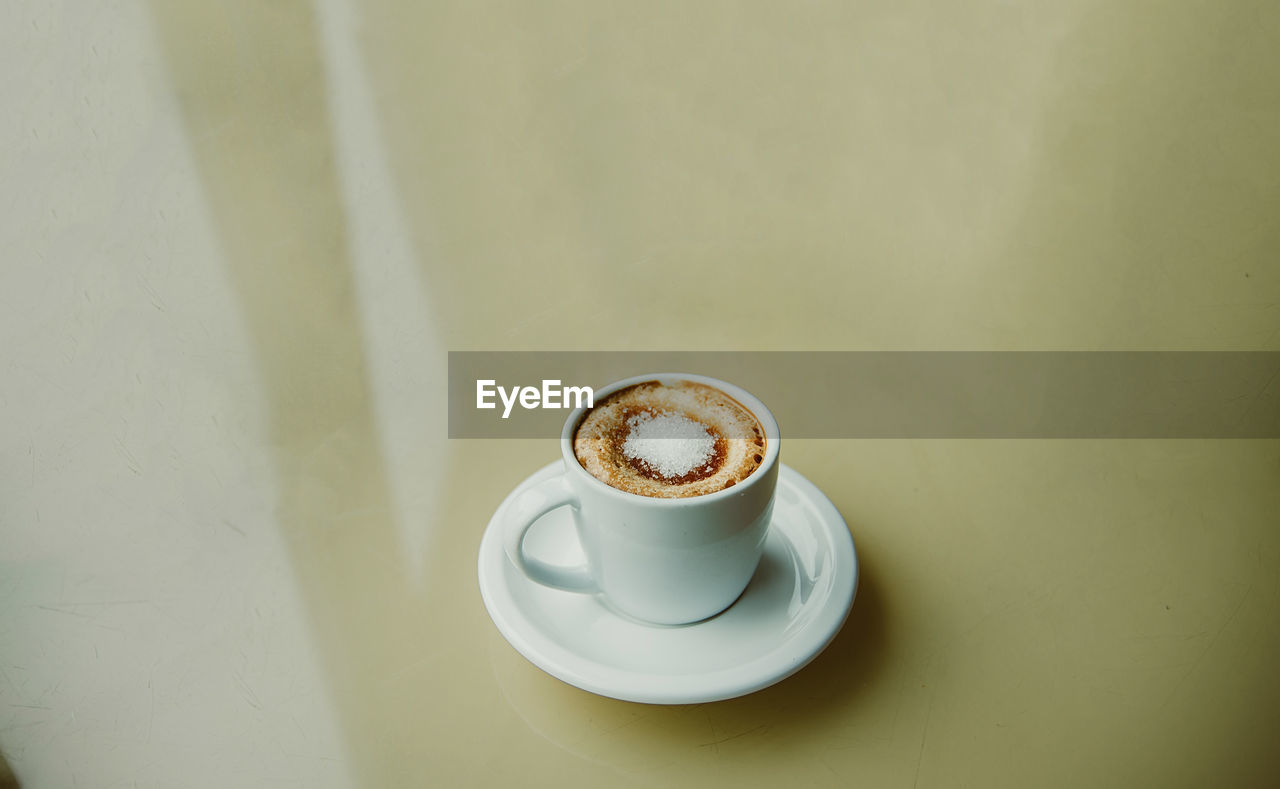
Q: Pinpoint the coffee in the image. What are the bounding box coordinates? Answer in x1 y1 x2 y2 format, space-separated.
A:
573 380 766 498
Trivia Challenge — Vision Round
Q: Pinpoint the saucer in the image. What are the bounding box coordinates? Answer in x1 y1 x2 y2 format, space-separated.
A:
477 462 858 704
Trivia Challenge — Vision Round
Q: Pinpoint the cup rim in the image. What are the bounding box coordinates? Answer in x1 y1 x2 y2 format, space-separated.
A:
559 372 781 505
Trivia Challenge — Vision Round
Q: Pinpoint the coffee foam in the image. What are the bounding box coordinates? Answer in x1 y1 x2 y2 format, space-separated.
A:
573 380 766 498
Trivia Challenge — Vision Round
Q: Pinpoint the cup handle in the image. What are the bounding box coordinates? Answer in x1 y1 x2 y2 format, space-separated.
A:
503 472 597 593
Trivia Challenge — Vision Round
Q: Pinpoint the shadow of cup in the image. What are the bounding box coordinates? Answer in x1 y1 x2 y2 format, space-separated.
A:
0 750 19 789
488 541 888 774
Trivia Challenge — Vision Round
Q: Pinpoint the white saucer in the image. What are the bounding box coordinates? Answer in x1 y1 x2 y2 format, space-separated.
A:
478 462 858 704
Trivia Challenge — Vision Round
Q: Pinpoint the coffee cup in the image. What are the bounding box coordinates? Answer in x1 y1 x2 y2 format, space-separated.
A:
502 373 781 625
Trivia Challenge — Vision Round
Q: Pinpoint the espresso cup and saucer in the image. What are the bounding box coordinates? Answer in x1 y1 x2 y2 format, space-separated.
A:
477 373 857 704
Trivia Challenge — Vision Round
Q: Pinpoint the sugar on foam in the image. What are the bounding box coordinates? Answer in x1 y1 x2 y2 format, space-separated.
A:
621 411 716 479
572 380 767 498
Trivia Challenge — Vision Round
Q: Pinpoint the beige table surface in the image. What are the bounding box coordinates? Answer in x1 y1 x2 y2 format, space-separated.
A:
3 1 1279 787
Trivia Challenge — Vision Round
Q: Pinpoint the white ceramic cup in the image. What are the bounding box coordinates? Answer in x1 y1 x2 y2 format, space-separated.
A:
502 373 781 625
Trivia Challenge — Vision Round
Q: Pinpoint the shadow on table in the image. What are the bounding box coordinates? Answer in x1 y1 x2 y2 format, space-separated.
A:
0 749 20 789
748 544 887 714
490 538 889 773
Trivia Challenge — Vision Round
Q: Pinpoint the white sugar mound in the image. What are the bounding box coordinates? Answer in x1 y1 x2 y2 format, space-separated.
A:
622 411 714 478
